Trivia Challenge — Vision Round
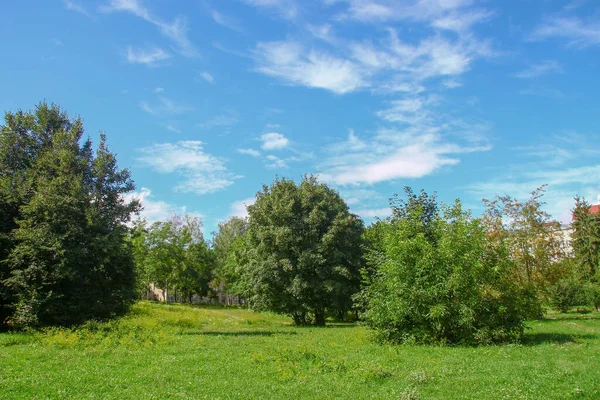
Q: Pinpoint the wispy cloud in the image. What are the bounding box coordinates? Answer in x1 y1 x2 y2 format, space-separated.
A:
515 60 563 78
328 0 491 32
64 0 93 18
198 71 215 84
102 0 197 57
254 41 366 94
125 46 170 66
211 10 243 33
124 187 201 223
467 133 600 223
138 141 236 195
351 207 391 219
265 154 288 169
531 16 600 48
519 86 566 99
252 29 492 95
242 0 298 20
237 148 261 157
139 96 193 115
319 94 491 186
163 124 181 134
154 87 164 93
260 132 289 150
197 112 239 131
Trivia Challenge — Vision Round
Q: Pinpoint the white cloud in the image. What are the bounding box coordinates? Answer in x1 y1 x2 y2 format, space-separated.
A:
199 71 215 84
163 124 181 134
265 154 288 169
230 197 256 218
242 0 298 20
319 93 491 186
254 41 367 94
237 148 261 157
531 16 600 48
137 141 236 195
125 46 170 66
352 207 391 218
515 60 563 79
442 79 462 88
329 0 491 31
211 10 243 32
139 96 193 115
260 132 289 150
64 0 93 18
252 29 492 95
197 112 239 130
154 87 164 93
102 0 197 57
124 187 200 223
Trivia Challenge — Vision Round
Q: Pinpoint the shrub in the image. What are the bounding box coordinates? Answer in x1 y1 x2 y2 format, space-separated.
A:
550 279 589 313
362 189 534 345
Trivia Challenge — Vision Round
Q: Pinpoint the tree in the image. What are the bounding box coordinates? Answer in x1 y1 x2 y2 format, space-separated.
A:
212 216 248 297
140 214 214 303
571 196 600 279
363 188 529 345
482 186 567 316
243 175 364 326
0 102 140 327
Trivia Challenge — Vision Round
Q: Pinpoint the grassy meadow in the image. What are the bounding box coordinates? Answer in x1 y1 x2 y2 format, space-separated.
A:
1 301 599 399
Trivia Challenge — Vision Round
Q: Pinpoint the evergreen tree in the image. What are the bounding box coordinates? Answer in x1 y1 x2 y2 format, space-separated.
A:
0 102 139 327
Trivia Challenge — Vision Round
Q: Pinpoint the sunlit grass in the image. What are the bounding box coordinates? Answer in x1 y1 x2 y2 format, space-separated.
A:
1 301 599 399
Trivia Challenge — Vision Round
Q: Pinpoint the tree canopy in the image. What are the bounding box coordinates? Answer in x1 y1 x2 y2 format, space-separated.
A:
241 175 364 325
0 102 139 328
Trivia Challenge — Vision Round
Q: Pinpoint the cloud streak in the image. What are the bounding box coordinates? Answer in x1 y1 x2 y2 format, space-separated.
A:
138 141 236 195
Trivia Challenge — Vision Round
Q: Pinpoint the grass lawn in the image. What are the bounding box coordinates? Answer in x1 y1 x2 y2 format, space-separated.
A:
1 302 599 399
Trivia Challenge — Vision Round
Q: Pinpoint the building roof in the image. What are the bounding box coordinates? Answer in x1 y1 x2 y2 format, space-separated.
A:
590 204 600 215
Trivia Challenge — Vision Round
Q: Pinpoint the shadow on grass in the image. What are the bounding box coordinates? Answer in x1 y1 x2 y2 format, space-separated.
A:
182 330 298 337
522 332 598 345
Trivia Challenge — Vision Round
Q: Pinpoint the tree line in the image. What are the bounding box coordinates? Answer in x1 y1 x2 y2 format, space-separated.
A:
2 103 599 346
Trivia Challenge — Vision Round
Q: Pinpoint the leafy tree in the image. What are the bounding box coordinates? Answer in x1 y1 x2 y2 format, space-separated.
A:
482 186 567 316
140 214 214 303
212 216 248 294
0 102 139 327
363 188 529 345
243 175 364 326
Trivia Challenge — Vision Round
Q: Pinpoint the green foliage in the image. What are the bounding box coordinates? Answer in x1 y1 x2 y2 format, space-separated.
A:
242 175 364 325
212 216 248 293
363 188 530 345
0 102 139 328
571 196 600 278
133 214 215 302
549 279 589 313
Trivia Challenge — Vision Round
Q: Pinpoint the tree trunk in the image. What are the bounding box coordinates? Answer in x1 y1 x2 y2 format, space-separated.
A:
314 308 326 326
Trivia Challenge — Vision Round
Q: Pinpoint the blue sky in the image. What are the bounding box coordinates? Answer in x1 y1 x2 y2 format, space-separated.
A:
1 0 600 235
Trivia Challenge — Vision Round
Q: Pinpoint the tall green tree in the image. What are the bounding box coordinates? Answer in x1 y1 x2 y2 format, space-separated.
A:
243 175 364 326
212 216 248 296
571 196 600 279
0 102 139 328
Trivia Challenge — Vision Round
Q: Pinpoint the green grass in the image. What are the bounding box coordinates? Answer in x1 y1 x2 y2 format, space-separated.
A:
1 302 599 399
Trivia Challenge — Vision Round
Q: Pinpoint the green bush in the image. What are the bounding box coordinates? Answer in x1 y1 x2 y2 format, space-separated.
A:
362 189 534 345
550 279 589 313
585 282 600 312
